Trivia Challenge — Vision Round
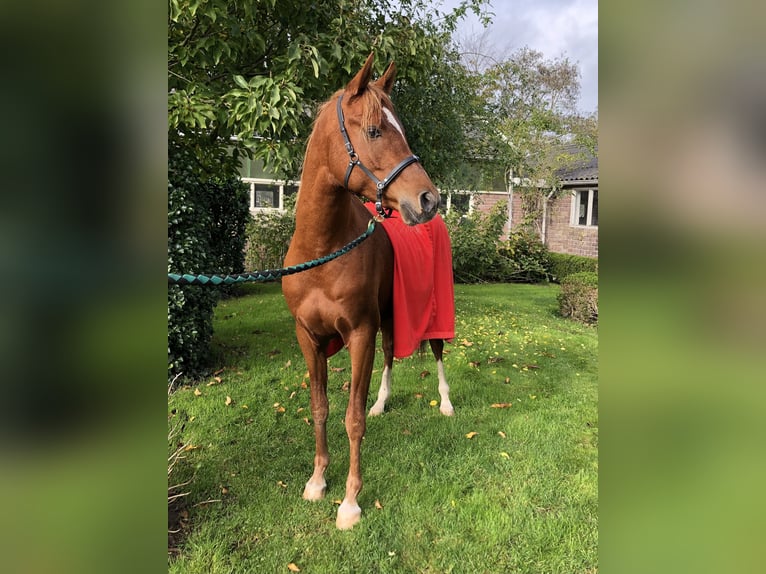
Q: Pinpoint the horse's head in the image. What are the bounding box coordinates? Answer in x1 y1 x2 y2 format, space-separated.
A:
317 53 440 225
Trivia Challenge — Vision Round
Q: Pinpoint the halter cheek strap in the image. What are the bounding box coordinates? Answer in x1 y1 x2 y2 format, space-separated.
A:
336 94 420 218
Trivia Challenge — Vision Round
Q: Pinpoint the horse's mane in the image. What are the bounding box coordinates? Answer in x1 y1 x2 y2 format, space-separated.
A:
318 85 390 133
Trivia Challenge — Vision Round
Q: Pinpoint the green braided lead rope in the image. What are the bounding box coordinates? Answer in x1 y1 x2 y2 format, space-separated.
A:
168 219 377 286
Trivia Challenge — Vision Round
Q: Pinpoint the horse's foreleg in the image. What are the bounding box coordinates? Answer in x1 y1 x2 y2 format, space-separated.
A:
369 316 393 416
430 339 454 416
296 327 329 501
337 329 376 529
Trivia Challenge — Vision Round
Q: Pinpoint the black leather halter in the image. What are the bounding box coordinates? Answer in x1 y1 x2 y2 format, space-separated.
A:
336 94 420 218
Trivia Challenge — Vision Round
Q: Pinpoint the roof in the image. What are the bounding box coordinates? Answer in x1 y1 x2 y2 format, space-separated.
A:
554 144 598 185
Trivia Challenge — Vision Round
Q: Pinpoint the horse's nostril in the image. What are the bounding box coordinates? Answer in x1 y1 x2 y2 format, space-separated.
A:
419 191 439 213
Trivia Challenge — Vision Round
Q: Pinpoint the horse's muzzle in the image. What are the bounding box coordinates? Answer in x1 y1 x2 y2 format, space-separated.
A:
400 190 440 225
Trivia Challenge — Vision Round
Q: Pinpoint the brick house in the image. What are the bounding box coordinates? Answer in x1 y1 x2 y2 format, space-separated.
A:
466 149 598 258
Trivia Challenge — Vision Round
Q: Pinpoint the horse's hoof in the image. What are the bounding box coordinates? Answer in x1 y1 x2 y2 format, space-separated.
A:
440 403 455 416
368 403 385 416
336 501 362 530
302 480 326 501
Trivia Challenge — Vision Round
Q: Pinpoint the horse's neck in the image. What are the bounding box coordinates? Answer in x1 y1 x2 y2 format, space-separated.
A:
293 174 360 254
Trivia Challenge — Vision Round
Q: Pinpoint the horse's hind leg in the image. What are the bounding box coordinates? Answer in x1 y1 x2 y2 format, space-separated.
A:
369 315 393 416
430 339 454 416
295 327 330 501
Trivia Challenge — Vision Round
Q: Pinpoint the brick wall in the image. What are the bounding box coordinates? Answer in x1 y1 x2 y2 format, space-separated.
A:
544 193 598 258
452 190 598 258
508 190 598 258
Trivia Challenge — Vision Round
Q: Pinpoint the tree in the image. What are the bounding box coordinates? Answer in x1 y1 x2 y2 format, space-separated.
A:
168 0 491 180
461 45 598 234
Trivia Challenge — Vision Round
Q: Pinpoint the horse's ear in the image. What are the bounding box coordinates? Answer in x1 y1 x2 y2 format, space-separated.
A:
374 61 397 95
346 53 375 98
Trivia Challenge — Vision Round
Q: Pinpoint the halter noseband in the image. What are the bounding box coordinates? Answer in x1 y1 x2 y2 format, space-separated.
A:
336 94 420 218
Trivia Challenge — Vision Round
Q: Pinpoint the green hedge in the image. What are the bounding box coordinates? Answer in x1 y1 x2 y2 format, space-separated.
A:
444 201 550 284
557 271 598 324
244 195 296 272
168 142 250 381
548 252 598 282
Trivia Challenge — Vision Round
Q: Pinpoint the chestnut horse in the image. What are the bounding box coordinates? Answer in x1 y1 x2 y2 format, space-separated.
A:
282 54 453 530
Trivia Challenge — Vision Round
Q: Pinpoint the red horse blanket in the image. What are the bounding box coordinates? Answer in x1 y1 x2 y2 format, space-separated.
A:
369 204 455 358
325 205 455 358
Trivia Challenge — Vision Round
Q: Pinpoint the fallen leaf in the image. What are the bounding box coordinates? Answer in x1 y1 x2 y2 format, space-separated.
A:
491 403 513 408
193 388 202 396
333 499 342 505
465 431 478 439
303 418 311 425
221 486 229 494
284 360 291 368
523 364 540 370
330 367 346 373
402 429 412 435
289 391 297 399
414 393 423 399
374 499 383 509
469 361 481 368
460 339 473 347
277 481 287 489
268 349 281 358
499 452 510 459
419 370 430 379
287 563 300 572
296 407 304 413
504 377 511 384
487 357 504 364
497 431 507 439
341 381 350 392
301 381 308 389
213 368 225 376
429 400 438 407
225 396 233 406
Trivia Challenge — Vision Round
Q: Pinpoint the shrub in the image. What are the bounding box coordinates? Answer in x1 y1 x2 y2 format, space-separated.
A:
498 231 552 283
549 252 598 282
168 142 250 380
557 271 598 324
244 195 296 272
444 201 508 283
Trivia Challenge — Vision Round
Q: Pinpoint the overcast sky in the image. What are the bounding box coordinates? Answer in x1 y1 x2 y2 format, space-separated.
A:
440 0 598 114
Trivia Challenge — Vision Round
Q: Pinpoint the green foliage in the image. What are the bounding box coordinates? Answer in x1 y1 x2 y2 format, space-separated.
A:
557 271 598 324
498 230 552 283
445 201 550 283
168 0 491 180
548 252 598 282
168 143 250 380
444 201 508 283
244 198 296 272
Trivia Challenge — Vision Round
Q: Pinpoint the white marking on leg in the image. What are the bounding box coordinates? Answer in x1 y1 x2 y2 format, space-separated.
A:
369 365 391 416
383 107 404 137
436 359 454 416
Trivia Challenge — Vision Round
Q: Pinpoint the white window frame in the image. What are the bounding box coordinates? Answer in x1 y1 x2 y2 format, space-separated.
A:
570 188 598 228
243 177 300 213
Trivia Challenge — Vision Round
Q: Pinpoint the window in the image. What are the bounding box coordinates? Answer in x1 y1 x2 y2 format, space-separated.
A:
571 189 598 227
243 178 300 211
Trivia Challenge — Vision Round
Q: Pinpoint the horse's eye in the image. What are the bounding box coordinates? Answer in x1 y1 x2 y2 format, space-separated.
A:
366 126 382 139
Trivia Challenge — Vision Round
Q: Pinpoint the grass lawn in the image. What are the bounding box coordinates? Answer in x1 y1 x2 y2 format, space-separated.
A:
168 282 598 573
